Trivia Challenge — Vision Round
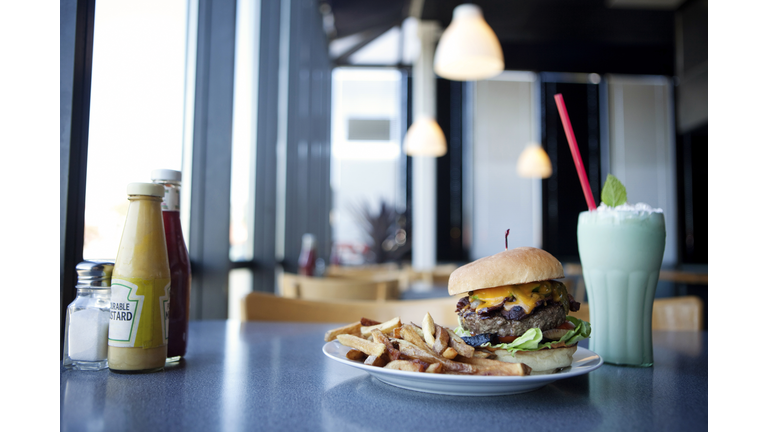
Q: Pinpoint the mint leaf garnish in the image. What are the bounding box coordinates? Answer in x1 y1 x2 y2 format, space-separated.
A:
601 174 627 207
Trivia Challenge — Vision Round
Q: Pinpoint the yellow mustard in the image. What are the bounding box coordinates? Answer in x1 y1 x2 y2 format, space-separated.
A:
107 183 170 373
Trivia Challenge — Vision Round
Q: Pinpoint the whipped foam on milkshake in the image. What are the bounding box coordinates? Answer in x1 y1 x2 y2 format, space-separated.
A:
595 202 662 214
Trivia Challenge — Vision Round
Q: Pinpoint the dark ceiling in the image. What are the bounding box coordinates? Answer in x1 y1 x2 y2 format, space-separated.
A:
326 0 685 75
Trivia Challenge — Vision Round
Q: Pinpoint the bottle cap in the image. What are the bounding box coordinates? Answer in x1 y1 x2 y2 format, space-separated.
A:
76 260 114 288
302 233 316 248
127 182 164 197
151 169 182 182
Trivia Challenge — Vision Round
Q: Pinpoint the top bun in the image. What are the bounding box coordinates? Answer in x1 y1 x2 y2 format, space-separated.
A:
448 247 564 296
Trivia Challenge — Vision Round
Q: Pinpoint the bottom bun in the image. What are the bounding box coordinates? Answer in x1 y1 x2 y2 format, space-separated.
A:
494 345 578 375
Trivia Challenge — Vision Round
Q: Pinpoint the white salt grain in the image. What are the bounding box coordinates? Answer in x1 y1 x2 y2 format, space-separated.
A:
68 309 110 361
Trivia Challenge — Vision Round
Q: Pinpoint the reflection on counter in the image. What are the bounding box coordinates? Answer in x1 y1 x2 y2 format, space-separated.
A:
61 372 107 432
320 374 603 432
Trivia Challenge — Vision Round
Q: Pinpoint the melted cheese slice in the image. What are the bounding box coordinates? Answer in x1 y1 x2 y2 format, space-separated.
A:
471 281 566 315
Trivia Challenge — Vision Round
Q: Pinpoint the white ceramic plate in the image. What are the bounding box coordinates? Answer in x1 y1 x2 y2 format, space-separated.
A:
323 341 602 396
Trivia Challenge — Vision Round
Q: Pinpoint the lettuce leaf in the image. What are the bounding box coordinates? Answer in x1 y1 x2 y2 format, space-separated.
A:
454 316 591 356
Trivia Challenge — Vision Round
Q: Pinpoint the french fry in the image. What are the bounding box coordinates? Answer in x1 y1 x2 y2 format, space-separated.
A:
433 326 450 355
324 322 362 342
361 316 401 337
444 326 475 358
455 355 531 376
360 317 381 326
336 334 386 358
411 324 424 338
396 339 477 374
364 354 389 367
411 359 431 371
400 324 435 354
384 360 422 372
331 314 532 377
422 312 436 347
426 362 443 373
473 349 495 359
371 328 400 361
346 349 366 361
442 347 458 360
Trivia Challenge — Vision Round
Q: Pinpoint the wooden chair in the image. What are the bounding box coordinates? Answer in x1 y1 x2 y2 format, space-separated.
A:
325 263 409 290
326 262 400 276
402 263 458 285
651 296 704 331
241 291 460 325
568 295 704 331
563 263 708 285
280 273 400 302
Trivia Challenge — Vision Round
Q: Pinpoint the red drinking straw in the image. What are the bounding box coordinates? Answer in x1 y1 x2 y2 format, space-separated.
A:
553 94 597 211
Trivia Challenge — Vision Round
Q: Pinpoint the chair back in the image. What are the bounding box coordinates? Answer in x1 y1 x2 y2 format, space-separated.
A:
280 273 399 301
568 295 704 331
402 263 458 285
241 291 460 326
325 263 409 289
651 296 704 331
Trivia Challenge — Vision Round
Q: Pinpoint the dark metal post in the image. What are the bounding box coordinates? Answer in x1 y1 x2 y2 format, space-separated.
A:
60 0 95 357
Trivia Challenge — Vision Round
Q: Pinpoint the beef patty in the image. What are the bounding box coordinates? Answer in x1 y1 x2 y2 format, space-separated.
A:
459 302 567 337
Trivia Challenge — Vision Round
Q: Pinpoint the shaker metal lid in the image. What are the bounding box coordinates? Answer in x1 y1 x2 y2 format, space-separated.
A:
76 260 115 288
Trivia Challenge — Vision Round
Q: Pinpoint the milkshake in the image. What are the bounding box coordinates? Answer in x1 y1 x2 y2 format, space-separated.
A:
577 202 665 366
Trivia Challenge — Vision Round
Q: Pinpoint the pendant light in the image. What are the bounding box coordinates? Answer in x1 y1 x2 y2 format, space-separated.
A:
516 144 552 178
404 116 447 157
433 4 504 81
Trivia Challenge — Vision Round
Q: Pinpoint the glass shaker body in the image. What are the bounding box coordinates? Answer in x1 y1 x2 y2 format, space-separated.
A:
63 261 112 371
151 169 191 361
108 183 170 373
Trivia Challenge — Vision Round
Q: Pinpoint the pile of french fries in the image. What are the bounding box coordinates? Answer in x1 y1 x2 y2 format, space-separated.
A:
324 312 531 376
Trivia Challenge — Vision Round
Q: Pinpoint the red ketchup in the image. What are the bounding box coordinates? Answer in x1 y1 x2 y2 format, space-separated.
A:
298 234 317 276
152 169 191 361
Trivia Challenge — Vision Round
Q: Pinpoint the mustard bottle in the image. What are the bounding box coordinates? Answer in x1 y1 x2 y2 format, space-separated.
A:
108 183 171 373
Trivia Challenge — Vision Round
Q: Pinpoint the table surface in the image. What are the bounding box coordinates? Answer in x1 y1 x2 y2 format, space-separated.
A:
60 321 708 432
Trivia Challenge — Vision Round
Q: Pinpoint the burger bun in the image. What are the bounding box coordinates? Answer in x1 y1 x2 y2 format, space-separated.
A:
492 345 577 375
448 247 564 296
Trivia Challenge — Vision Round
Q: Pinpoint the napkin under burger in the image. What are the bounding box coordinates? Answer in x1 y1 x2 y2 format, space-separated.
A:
450 247 591 374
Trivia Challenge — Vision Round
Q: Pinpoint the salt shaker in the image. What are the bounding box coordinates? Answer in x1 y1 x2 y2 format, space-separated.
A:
62 260 113 371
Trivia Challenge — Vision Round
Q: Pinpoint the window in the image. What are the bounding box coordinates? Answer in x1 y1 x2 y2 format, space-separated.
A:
63 0 335 331
83 0 189 260
330 68 406 264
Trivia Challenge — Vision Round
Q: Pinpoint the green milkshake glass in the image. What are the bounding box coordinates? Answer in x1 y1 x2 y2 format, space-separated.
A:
577 204 666 367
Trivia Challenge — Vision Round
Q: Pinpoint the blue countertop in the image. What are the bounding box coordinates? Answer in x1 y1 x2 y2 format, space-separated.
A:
60 321 707 431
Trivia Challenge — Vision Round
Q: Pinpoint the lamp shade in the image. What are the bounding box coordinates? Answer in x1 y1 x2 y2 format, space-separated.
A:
433 4 504 81
517 144 552 178
404 117 447 157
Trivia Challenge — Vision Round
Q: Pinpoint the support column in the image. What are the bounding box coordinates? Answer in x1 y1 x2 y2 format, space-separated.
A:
411 21 440 272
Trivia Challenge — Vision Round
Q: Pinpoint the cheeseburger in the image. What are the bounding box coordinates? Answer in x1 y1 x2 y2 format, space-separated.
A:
449 247 590 374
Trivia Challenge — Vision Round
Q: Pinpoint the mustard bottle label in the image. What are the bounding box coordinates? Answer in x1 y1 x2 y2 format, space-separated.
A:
109 277 171 349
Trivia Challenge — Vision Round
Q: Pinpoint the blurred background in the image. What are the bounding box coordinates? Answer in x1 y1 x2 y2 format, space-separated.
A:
61 0 707 329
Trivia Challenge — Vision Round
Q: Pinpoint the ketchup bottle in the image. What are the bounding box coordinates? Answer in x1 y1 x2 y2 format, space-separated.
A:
151 169 191 362
298 234 317 276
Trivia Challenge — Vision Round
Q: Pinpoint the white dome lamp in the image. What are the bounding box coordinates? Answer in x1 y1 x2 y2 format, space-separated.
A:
404 117 447 157
516 144 552 178
434 4 505 81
